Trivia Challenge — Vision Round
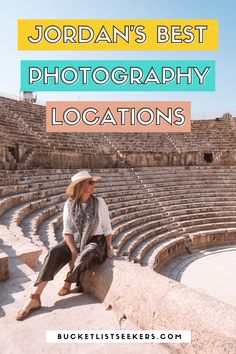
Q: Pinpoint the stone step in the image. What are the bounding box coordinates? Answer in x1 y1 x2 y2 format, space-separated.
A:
141 235 187 268
113 217 178 251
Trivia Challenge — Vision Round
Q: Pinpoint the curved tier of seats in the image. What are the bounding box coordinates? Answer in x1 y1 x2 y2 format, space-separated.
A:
129 167 236 269
1 166 236 280
0 96 116 155
1 95 236 170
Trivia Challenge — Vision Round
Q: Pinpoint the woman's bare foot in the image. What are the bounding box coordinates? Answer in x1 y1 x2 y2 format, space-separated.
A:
16 294 41 320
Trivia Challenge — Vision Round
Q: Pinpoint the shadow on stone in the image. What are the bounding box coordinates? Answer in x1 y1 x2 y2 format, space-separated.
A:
81 257 116 301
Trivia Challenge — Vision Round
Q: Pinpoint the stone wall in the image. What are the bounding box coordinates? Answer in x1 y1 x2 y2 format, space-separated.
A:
1 143 236 170
82 259 236 354
123 151 217 167
30 151 118 169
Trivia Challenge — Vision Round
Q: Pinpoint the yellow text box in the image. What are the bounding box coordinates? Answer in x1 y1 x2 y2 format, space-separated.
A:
18 19 218 51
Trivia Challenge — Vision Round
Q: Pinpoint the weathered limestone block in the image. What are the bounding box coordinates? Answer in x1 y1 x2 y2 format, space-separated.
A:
82 258 236 354
19 247 42 268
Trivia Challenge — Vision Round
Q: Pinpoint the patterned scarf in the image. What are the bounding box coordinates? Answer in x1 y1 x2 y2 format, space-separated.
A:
71 194 100 253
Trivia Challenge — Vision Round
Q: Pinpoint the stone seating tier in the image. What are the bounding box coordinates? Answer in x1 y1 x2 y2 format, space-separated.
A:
1 96 236 163
1 166 236 278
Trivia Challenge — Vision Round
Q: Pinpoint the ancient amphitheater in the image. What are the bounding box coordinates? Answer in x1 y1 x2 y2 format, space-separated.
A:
0 94 236 354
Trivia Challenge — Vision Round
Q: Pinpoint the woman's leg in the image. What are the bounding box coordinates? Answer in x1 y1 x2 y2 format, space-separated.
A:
65 235 108 286
15 280 48 320
16 241 72 319
58 266 75 295
34 240 72 286
33 280 48 294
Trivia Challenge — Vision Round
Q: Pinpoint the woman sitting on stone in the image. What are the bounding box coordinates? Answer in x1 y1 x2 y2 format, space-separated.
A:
16 170 114 320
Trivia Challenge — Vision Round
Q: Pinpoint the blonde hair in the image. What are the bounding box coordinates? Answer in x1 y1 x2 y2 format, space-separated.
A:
66 179 92 202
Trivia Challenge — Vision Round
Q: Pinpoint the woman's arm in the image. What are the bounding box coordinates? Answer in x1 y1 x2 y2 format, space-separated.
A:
105 234 112 248
64 233 78 270
101 198 113 258
64 233 78 254
105 234 113 259
63 200 79 268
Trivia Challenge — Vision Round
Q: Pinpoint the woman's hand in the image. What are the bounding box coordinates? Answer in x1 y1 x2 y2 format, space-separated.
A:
69 250 79 269
107 246 114 259
64 234 79 270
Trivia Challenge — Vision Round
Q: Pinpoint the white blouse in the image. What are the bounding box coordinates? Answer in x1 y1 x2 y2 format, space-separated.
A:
62 196 113 242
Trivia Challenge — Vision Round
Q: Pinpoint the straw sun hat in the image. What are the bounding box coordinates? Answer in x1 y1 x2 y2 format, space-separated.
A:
66 170 101 195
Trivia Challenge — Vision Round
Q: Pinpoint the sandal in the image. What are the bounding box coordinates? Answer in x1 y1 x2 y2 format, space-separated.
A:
15 294 41 321
58 267 74 296
58 285 71 296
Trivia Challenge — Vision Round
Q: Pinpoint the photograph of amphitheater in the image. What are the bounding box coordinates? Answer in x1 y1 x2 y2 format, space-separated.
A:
1 0 236 353
0 93 236 353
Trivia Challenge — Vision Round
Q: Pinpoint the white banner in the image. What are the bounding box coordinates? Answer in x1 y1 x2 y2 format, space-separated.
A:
46 330 191 343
